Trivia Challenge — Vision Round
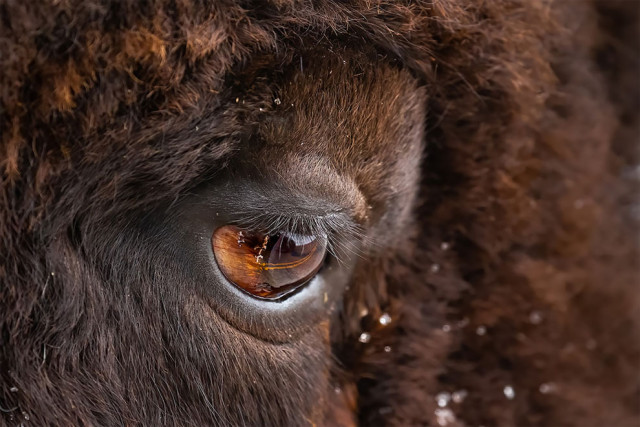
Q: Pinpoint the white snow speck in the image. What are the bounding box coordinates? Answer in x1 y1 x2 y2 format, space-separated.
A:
436 392 451 407
379 313 392 326
358 332 371 343
503 385 515 400
452 389 468 404
435 408 456 426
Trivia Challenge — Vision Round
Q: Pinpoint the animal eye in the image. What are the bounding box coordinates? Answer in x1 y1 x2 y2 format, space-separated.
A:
212 225 327 299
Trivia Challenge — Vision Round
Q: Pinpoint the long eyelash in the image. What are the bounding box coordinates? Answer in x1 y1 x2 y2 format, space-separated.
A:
229 209 372 265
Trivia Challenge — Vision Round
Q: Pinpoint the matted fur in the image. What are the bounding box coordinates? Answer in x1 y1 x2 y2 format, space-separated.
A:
1 0 638 426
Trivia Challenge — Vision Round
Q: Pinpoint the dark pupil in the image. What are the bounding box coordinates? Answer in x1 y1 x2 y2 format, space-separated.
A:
269 234 311 258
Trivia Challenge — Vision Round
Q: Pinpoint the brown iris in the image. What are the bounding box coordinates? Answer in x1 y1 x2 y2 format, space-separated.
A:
212 225 327 299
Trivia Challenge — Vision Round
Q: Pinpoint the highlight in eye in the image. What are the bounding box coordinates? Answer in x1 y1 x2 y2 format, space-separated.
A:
212 225 327 299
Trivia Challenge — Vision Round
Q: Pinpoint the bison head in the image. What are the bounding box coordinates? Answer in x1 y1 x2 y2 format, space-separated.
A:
1 1 637 426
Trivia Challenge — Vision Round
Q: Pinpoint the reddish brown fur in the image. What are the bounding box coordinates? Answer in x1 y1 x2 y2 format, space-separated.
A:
1 0 638 426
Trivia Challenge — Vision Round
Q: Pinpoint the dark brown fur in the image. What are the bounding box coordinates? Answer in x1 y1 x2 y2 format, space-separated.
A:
1 1 638 426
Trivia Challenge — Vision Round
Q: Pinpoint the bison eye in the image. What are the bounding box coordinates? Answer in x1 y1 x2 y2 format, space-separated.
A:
212 225 327 299
167 176 359 341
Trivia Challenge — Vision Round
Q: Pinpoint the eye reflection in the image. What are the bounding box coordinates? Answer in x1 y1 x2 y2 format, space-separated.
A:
212 225 327 299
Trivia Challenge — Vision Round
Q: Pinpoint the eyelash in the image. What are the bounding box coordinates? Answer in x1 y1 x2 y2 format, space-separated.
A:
229 212 364 264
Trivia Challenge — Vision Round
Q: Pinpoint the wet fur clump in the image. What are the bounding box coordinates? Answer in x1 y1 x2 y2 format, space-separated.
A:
1 1 638 426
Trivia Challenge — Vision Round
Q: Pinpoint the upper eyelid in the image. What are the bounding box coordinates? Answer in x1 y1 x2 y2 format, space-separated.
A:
229 209 357 239
228 209 366 264
195 178 364 236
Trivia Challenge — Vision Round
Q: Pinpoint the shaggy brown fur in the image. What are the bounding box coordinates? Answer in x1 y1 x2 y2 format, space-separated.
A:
1 0 638 426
